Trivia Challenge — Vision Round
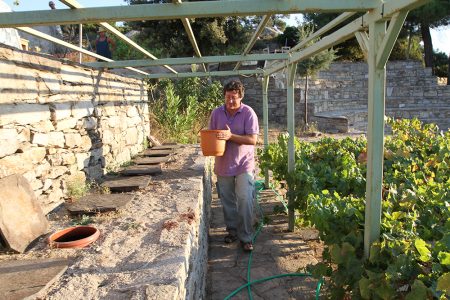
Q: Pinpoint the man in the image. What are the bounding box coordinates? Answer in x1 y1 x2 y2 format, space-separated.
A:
95 27 116 60
48 1 56 9
209 80 259 251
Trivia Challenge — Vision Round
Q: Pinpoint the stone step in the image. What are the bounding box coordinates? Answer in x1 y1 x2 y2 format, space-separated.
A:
0 258 70 300
101 176 151 192
142 149 173 157
134 156 170 165
65 194 135 215
121 164 162 176
151 144 181 150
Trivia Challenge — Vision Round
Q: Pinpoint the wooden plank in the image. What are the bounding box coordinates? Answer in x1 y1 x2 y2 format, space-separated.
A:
101 176 151 192
0 258 69 300
65 194 134 215
121 165 162 176
134 156 170 165
142 149 173 157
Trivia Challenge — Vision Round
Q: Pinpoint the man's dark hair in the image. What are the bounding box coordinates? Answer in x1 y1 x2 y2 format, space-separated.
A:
223 80 244 98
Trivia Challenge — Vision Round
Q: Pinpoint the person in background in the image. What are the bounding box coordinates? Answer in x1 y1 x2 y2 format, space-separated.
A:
48 1 56 9
95 27 115 60
209 80 259 252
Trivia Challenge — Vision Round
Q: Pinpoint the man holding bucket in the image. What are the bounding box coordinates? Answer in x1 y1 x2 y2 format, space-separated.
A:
209 80 259 251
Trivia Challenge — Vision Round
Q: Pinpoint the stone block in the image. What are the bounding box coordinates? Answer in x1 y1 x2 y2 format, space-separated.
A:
102 129 114 144
72 100 94 120
0 104 50 127
0 147 46 178
61 152 76 165
45 166 67 179
0 61 39 103
0 174 48 253
36 72 61 96
0 128 19 158
126 106 139 117
64 133 83 148
125 127 138 145
55 117 78 131
30 120 55 133
47 132 65 148
82 117 97 130
75 153 90 170
51 102 72 121
31 133 49 146
80 135 92 151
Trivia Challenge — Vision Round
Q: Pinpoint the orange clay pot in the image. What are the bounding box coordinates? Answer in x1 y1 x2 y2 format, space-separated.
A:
48 226 100 248
200 129 227 156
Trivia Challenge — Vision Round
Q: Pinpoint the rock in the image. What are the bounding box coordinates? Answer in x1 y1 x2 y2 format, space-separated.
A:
45 166 67 179
0 174 48 253
17 127 31 143
64 133 83 148
0 104 51 127
0 147 47 178
55 117 78 131
50 103 72 121
126 106 139 117
72 100 94 120
61 152 76 165
75 153 90 170
80 135 92 151
125 127 138 145
48 132 65 148
0 129 19 158
82 117 97 130
31 133 49 146
42 179 53 191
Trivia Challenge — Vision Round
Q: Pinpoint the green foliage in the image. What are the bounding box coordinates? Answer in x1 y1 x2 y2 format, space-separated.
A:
71 215 93 226
296 24 336 78
150 78 222 143
390 36 424 62
259 118 450 299
125 1 254 57
433 51 449 78
277 26 300 47
67 176 91 200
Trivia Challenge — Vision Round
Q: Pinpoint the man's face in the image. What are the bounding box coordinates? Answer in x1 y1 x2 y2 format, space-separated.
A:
224 90 242 112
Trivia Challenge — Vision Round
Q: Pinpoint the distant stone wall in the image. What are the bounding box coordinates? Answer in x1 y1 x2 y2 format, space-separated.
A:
241 60 450 132
0 45 150 213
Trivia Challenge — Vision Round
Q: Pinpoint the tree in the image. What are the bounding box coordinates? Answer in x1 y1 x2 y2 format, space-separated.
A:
295 25 336 127
407 0 450 70
303 13 365 61
125 0 254 57
277 26 300 47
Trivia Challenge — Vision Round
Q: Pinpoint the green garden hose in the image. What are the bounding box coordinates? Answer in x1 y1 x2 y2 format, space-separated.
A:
223 180 323 300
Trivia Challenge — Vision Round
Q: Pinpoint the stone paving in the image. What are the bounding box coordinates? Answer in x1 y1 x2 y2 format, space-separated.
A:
206 185 324 299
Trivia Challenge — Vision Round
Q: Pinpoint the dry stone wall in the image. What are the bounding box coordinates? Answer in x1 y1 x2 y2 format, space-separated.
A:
241 61 450 132
0 45 150 213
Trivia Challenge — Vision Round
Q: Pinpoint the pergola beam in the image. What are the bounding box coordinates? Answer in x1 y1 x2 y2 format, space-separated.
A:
17 27 148 76
234 15 272 71
144 69 263 79
290 12 356 53
355 31 369 61
376 11 409 68
86 53 289 69
0 0 380 27
172 0 206 72
59 0 177 74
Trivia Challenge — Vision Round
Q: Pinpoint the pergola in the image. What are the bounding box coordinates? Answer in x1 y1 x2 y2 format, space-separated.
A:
0 0 430 257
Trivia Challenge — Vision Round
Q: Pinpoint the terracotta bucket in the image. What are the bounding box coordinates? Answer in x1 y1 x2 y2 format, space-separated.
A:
200 130 227 156
48 226 100 248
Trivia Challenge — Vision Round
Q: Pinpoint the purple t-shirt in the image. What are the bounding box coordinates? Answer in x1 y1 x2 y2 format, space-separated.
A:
209 103 259 176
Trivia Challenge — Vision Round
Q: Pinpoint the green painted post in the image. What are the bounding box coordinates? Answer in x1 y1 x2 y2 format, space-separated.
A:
287 63 297 231
262 75 270 188
364 20 387 258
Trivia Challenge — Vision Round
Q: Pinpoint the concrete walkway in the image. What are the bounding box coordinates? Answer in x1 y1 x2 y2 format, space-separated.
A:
206 184 323 299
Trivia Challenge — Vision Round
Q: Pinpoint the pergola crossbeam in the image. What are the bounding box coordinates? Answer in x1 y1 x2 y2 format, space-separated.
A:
145 69 263 79
0 0 381 28
59 0 177 74
86 53 289 69
172 0 206 72
355 31 369 60
290 12 356 53
17 27 148 76
234 15 272 71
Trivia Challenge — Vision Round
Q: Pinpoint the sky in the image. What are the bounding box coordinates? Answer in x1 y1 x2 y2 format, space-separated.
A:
4 0 450 54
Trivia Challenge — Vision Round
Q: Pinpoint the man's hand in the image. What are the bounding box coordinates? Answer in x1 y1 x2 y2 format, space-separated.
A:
217 124 232 140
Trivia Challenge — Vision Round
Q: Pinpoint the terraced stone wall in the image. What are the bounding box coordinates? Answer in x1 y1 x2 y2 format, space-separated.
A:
0 45 150 213
241 60 450 132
